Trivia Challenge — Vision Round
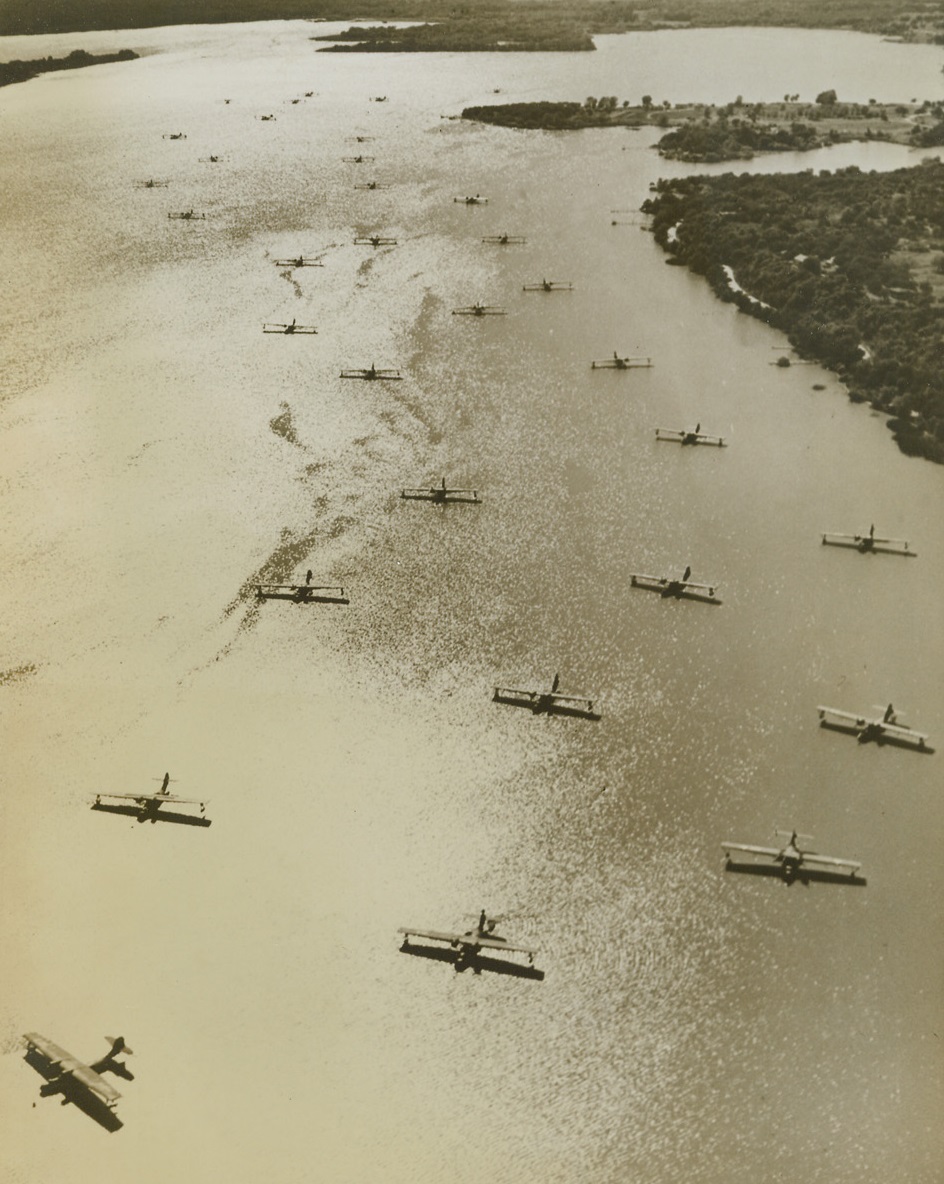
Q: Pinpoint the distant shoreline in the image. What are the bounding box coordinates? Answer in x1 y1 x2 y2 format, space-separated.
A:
0 47 138 88
461 98 944 161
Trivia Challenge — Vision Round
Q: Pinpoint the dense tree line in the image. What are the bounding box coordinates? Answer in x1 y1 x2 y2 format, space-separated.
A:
641 162 944 463
314 20 593 51
0 48 137 88
2 0 941 41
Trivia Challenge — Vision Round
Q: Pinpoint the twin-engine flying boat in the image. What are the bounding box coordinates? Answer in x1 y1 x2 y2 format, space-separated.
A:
256 572 349 604
262 318 317 334
482 233 526 245
401 477 480 503
398 911 543 978
591 352 652 369
629 565 720 603
656 423 726 447
452 303 505 316
722 830 863 883
821 524 915 556
493 673 600 719
92 772 210 822
523 279 573 292
340 364 402 380
23 1034 133 1114
274 255 324 268
816 703 930 749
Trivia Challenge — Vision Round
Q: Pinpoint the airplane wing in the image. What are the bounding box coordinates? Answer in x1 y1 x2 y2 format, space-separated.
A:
680 580 717 593
548 693 593 707
398 927 463 945
816 706 865 724
722 842 782 860
475 936 538 957
801 853 861 871
23 1035 121 1106
97 791 204 806
880 722 929 742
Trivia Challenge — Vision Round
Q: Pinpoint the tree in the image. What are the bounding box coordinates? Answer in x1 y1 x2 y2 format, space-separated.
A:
816 89 838 105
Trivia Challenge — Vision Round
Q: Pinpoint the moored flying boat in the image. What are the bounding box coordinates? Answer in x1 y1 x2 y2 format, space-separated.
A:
256 576 348 604
454 194 488 204
452 303 505 316
401 477 480 503
354 234 397 246
262 318 317 334
816 702 930 749
523 279 573 291
821 524 915 556
23 1034 133 1114
355 181 390 190
655 423 726 447
135 178 169 188
92 773 209 823
493 673 599 718
592 352 652 369
398 910 542 978
482 233 526 245
274 255 324 268
629 565 720 602
722 830 863 883
162 131 187 139
168 209 206 220
343 154 375 163
340 364 402 380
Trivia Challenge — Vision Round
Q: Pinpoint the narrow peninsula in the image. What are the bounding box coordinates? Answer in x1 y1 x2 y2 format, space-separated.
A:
461 95 944 161
0 48 138 88
641 161 944 464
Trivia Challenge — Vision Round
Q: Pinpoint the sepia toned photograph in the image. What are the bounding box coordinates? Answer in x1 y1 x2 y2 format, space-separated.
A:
1 2 942 1181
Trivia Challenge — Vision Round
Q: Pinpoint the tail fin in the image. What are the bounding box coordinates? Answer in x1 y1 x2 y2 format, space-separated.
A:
106 1036 133 1058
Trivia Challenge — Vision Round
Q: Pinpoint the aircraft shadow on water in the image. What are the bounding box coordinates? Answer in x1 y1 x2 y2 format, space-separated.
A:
723 858 867 887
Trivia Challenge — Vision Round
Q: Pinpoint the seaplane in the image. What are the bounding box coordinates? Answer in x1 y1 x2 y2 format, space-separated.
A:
168 209 206 220
821 524 915 556
354 234 397 246
482 233 526 245
256 572 349 604
23 1034 133 1116
452 303 506 316
162 131 186 139
342 154 375 163
274 255 324 268
135 178 169 188
523 279 573 292
493 673 600 719
591 352 652 369
350 135 374 142
257 113 276 121
370 95 388 102
92 772 210 823
816 703 930 749
454 194 488 204
398 910 543 978
722 830 864 884
262 318 317 334
629 565 720 603
199 154 225 163
339 364 402 380
655 423 726 447
401 477 480 504
354 180 390 190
